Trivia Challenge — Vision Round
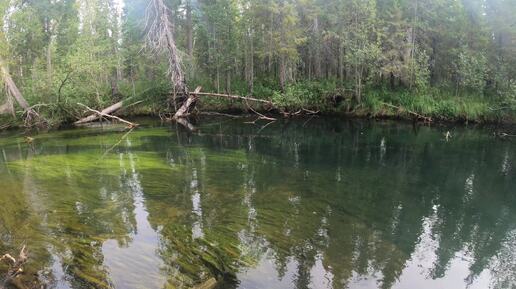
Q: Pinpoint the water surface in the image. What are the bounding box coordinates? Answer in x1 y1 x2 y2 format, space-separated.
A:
0 118 515 289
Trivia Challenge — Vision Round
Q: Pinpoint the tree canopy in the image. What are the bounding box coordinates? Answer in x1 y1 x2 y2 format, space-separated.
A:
0 0 515 124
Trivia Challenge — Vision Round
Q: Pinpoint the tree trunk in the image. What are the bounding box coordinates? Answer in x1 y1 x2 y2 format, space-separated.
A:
0 58 45 126
149 0 188 104
313 17 321 79
249 27 254 94
226 69 231 94
0 102 13 116
268 11 273 73
338 43 345 85
173 86 201 119
280 56 287 91
186 0 193 57
47 43 53 83
0 58 30 110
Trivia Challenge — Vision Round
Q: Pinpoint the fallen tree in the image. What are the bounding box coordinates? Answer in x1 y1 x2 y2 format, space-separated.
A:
194 92 273 106
75 103 138 128
145 0 276 124
74 101 124 125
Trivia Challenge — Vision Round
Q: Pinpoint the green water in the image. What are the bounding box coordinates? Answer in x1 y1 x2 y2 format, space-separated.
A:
0 118 515 289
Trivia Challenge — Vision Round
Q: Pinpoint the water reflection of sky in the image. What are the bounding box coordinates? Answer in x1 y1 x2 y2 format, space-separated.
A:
1 119 515 289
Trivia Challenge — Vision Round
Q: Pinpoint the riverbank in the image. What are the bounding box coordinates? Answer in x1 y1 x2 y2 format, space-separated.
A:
1 83 515 132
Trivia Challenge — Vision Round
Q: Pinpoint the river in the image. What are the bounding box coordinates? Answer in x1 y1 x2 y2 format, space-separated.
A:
0 117 514 289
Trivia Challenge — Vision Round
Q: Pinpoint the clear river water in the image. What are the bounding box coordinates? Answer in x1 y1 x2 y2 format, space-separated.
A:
0 117 514 289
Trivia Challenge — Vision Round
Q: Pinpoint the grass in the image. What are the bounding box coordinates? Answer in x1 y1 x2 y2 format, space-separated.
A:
2 79 515 131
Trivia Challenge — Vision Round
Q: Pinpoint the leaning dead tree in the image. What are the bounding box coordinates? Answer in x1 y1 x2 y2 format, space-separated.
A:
146 0 193 119
142 0 288 128
0 57 46 127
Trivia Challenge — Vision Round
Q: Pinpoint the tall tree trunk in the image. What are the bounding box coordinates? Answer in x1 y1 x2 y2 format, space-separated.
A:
186 0 193 57
268 11 273 73
226 69 231 94
248 27 254 94
46 43 53 84
313 17 321 79
402 27 414 86
338 42 344 85
148 0 188 105
279 56 287 91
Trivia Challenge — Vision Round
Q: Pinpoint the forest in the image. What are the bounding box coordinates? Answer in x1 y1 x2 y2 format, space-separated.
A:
0 0 515 129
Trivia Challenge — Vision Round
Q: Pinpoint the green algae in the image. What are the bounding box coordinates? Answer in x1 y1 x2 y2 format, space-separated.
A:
0 118 515 289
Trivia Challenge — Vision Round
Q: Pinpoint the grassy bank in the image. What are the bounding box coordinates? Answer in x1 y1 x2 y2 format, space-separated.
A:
191 80 515 124
1 80 515 131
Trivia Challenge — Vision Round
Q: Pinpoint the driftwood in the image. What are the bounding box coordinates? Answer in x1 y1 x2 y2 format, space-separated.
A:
74 101 124 125
281 108 319 118
244 100 276 123
381 102 432 122
75 103 137 128
1 246 28 289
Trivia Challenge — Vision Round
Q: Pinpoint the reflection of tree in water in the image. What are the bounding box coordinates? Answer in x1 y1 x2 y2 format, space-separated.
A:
0 134 142 288
1 120 516 289
156 119 516 289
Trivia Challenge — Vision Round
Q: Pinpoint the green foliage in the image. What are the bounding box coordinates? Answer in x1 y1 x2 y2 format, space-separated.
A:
272 81 336 109
456 47 488 92
0 0 515 125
